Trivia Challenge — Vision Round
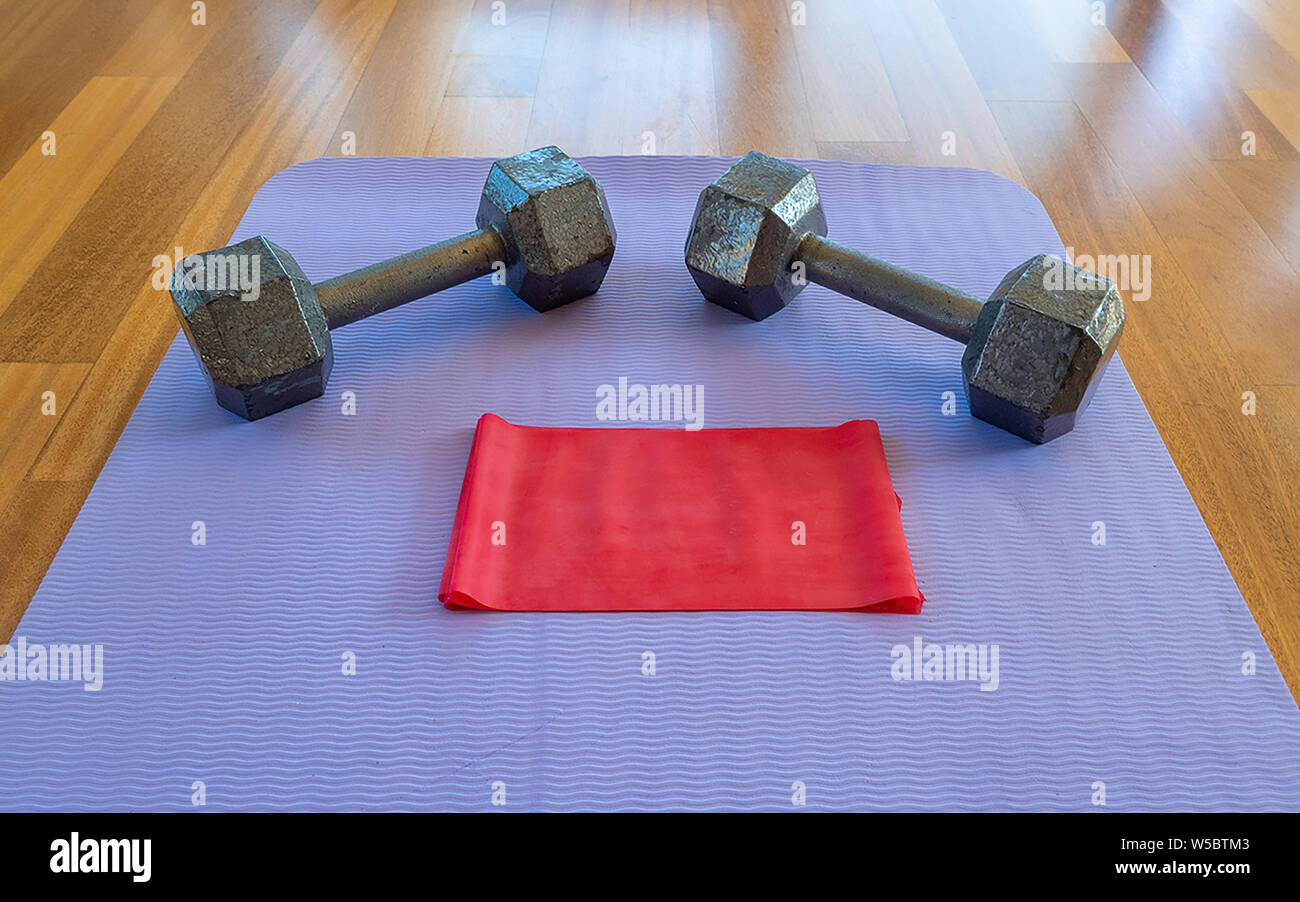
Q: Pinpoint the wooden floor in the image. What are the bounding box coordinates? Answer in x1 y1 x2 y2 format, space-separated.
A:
1 0 1298 696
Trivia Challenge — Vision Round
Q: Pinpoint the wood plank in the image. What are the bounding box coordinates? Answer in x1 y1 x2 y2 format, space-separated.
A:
1212 159 1300 273
29 285 179 484
0 479 91 642
1162 0 1300 89
99 0 237 77
790 0 907 142
526 0 630 154
1246 89 1300 152
991 96 1300 702
328 0 475 157
166 0 399 253
1233 0 1300 62
0 363 90 518
1255 385 1300 462
0 0 321 363
1104 0 1297 160
1020 0 1132 63
619 0 720 156
935 0 1079 102
0 76 178 319
0 1 77 76
445 0 552 98
859 0 1024 181
1069 63 1300 385
0 0 155 177
816 141 920 165
445 53 542 98
426 96 535 157
707 0 817 157
456 0 553 57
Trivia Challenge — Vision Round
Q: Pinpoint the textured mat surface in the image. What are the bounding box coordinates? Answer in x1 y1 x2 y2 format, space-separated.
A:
3 155 1298 811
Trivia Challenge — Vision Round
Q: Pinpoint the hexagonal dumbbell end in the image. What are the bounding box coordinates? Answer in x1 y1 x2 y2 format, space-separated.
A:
684 151 827 321
475 145 617 312
170 235 333 420
961 254 1125 443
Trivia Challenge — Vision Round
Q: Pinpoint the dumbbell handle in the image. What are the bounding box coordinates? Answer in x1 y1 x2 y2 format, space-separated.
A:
797 234 984 345
314 227 507 330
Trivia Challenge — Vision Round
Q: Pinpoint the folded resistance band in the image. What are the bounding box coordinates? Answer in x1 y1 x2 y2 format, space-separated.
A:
438 414 924 613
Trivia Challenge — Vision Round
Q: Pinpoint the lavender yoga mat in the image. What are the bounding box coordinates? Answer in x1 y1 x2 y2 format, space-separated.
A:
2 155 1297 811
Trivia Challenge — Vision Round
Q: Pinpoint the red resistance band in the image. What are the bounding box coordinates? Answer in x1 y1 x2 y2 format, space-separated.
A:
439 414 924 613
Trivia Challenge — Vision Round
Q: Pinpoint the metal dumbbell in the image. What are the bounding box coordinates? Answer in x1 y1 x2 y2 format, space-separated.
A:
171 146 616 420
685 151 1126 443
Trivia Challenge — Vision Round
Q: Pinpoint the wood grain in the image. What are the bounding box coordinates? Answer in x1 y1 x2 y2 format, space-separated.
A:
166 0 400 256
1212 159 1300 272
859 0 1024 181
791 0 907 143
445 0 551 100
1248 89 1300 151
527 0 630 154
0 0 320 363
622 0 721 155
1067 63 1300 386
936 0 1081 102
98 0 237 78
330 0 475 157
1234 0 1300 62
0 479 90 642
427 96 535 156
1105 0 1298 160
1020 0 1132 63
0 363 90 516
0 0 156 176
707 0 818 157
1162 0 1300 89
0 76 177 318
0 0 1297 705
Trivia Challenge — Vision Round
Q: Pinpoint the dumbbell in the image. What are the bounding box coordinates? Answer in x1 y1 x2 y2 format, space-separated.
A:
684 152 1126 443
171 145 616 420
